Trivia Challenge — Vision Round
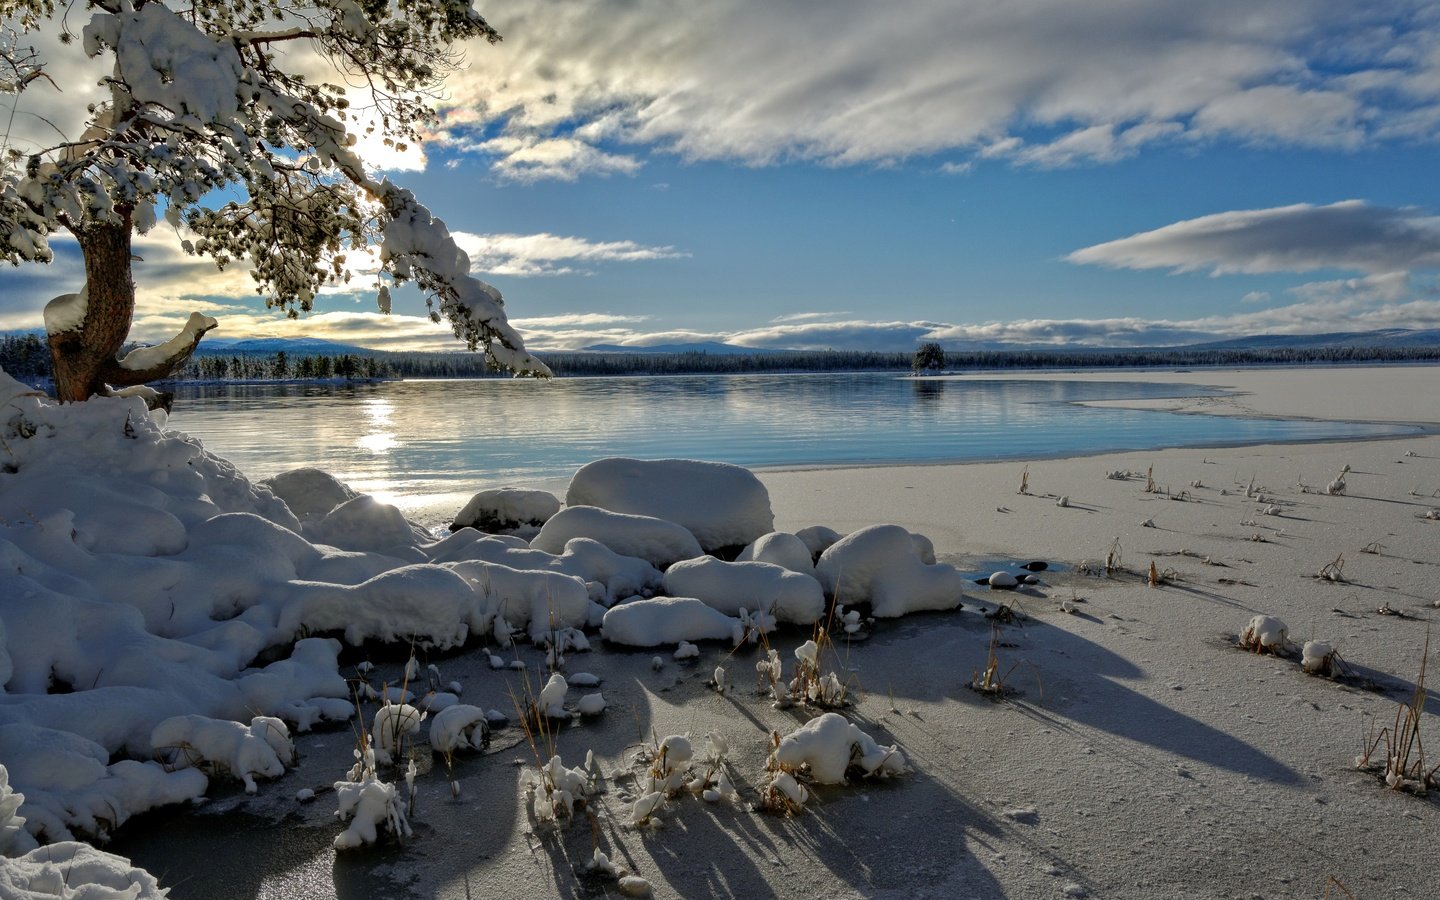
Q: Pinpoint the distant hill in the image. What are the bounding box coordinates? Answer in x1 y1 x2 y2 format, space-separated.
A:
579 341 797 355
1177 329 1440 352
198 337 374 356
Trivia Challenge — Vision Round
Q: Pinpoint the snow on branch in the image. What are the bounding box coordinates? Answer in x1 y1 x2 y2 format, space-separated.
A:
108 312 219 384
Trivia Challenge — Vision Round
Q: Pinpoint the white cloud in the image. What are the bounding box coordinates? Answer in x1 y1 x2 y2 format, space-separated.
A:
1067 201 1440 275
452 232 688 276
427 0 1440 177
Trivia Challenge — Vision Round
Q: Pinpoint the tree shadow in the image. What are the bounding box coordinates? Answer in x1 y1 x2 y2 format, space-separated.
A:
860 607 1301 786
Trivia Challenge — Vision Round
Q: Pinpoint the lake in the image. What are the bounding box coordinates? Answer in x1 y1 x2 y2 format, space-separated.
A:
168 372 1414 522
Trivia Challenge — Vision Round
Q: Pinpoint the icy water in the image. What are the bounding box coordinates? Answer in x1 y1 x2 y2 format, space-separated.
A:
169 372 1413 513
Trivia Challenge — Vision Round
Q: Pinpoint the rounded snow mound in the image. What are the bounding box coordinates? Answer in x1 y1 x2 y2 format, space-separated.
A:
260 467 359 522
565 458 774 553
532 506 703 569
305 495 432 561
772 712 907 784
601 597 740 647
451 488 561 535
736 532 814 573
815 524 965 617
663 557 824 625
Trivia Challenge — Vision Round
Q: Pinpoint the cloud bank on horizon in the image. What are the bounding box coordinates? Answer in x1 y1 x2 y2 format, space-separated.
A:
3 0 1440 352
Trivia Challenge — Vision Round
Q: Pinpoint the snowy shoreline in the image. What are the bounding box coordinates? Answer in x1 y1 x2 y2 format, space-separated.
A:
4 365 1440 899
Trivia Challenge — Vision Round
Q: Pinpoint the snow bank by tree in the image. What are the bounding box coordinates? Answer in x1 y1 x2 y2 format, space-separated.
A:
662 557 825 625
814 524 965 617
601 598 741 647
532 506 703 569
565 458 774 552
451 488 560 535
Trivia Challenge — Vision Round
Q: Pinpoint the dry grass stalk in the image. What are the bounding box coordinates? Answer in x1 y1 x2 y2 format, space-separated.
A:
1317 554 1346 582
1018 465 1030 495
1104 537 1124 576
1355 631 1438 793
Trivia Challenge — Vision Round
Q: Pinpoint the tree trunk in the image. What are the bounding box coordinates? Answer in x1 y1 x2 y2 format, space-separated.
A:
47 213 212 403
48 217 138 402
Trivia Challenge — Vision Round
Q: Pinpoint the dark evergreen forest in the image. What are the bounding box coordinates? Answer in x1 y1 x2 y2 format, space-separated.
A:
3 331 1440 385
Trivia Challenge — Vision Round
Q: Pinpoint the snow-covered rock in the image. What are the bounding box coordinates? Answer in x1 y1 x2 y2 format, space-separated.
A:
428 705 489 755
451 488 560 534
565 458 774 552
814 524 965 617
601 598 741 647
771 712 907 784
305 495 431 562
736 532 815 573
259 467 358 523
531 506 703 569
662 557 825 625
794 525 843 560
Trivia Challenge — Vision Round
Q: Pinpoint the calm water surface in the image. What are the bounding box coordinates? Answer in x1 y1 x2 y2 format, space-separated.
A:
168 373 1412 513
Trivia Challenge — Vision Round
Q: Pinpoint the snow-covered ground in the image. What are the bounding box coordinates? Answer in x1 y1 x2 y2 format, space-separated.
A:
3 365 1440 899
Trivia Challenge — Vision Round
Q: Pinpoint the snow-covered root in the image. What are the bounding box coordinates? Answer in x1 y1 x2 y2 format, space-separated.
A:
1239 614 1289 655
149 714 293 794
333 776 411 850
525 753 601 827
0 764 37 857
1301 640 1340 676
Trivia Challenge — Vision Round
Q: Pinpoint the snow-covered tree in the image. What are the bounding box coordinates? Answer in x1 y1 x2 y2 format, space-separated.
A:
0 0 548 403
911 341 944 374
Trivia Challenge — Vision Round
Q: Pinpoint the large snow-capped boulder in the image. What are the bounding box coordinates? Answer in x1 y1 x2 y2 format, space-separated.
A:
259 467 358 523
601 597 740 647
663 557 825 625
815 524 965 617
531 506 703 569
565 458 774 553
736 532 815 573
451 488 561 535
304 495 431 562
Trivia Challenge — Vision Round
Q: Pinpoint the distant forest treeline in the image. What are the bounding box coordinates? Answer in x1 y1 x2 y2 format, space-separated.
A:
4 332 1440 385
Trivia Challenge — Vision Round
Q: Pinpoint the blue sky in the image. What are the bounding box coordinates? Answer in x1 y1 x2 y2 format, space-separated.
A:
5 0 1440 353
